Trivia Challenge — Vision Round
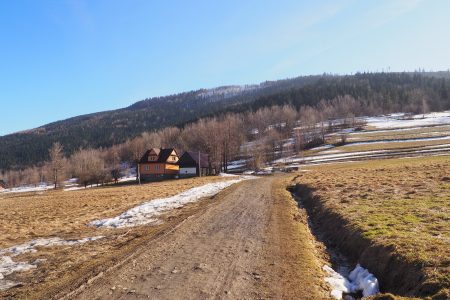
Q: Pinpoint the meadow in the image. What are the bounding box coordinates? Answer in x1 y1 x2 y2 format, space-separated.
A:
294 155 450 298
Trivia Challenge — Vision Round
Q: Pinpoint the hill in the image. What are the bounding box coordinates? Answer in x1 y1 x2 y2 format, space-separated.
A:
1 71 449 170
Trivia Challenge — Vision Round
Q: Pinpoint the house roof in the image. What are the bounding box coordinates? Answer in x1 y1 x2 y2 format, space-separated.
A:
179 151 210 168
149 148 160 156
139 148 178 164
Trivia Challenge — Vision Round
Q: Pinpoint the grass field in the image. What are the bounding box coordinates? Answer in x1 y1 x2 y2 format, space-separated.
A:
294 156 450 298
0 176 234 299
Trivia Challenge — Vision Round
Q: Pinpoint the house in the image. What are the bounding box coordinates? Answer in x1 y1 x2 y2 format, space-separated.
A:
139 148 180 181
178 151 215 177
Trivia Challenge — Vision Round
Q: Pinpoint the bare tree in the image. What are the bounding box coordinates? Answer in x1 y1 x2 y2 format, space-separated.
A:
339 132 348 145
246 140 269 171
422 97 430 118
105 146 121 183
71 148 106 188
48 142 65 189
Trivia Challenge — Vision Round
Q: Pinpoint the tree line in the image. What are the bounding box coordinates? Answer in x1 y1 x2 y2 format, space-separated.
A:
1 91 416 188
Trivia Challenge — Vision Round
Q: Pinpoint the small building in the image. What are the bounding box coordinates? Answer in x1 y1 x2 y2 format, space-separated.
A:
139 148 180 181
178 151 214 177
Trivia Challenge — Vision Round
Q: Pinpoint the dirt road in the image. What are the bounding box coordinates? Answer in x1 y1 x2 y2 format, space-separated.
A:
72 176 328 299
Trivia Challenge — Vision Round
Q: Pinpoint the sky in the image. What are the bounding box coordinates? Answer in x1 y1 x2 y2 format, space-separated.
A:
1 0 449 136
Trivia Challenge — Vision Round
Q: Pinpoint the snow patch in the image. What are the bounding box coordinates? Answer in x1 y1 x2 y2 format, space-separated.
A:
364 111 450 129
218 173 238 177
310 145 335 151
323 265 352 298
320 149 342 154
90 178 255 228
342 135 450 147
0 236 103 291
0 237 104 257
348 264 380 297
0 184 53 194
323 264 379 299
0 256 36 290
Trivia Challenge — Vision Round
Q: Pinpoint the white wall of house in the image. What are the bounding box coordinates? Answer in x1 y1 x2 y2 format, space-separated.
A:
180 167 197 175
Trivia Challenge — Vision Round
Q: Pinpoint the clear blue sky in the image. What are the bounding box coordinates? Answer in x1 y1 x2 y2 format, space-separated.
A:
1 0 449 136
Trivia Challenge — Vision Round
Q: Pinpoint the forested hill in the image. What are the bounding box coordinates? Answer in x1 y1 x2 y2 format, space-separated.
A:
1 71 450 170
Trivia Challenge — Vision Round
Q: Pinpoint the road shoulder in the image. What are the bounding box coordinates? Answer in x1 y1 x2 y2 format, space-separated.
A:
261 175 330 299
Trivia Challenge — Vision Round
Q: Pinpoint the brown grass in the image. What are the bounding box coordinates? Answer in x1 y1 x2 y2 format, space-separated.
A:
295 156 450 298
265 176 330 299
0 176 234 299
0 177 229 248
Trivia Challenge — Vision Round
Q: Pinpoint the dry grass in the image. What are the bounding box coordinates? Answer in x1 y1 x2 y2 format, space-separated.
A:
0 176 228 248
295 156 450 297
0 176 234 299
266 176 330 298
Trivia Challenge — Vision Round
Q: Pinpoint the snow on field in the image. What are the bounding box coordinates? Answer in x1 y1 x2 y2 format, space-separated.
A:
342 135 450 147
90 177 255 228
323 264 379 299
218 173 239 177
365 111 450 129
320 149 342 154
310 145 335 151
0 237 104 257
424 143 450 149
118 175 137 182
273 150 388 164
64 174 137 191
274 142 450 166
0 256 36 290
0 184 53 194
63 186 88 191
227 159 247 170
0 236 103 291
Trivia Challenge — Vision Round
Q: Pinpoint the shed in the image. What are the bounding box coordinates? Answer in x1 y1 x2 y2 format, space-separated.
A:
178 151 215 177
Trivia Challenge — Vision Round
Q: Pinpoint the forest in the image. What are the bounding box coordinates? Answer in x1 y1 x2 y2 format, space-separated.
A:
1 71 450 184
0 92 435 188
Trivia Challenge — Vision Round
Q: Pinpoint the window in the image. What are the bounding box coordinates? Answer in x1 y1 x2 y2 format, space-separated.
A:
156 165 160 170
144 165 149 171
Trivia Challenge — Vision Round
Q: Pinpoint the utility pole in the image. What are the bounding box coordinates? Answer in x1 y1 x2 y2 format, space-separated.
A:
137 163 141 185
198 151 201 177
